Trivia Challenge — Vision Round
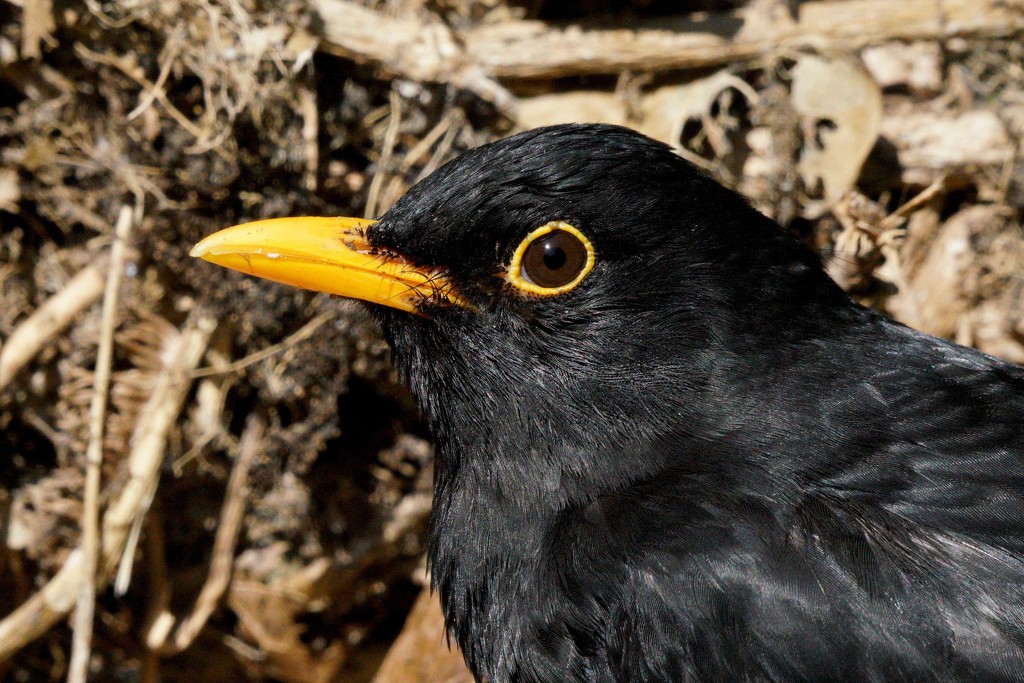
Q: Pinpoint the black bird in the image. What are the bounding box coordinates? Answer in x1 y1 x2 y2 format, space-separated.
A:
193 124 1024 682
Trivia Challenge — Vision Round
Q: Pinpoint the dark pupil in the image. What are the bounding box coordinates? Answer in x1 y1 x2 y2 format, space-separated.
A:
522 229 587 288
543 243 566 271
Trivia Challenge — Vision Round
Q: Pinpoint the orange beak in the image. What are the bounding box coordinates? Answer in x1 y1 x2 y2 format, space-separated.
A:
190 216 464 314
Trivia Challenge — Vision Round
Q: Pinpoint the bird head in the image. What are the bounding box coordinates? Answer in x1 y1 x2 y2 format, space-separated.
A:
192 124 842 507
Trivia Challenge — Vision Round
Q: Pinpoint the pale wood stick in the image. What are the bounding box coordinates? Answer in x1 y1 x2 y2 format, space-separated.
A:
0 314 216 662
365 87 403 219
311 0 1024 81
68 206 133 683
0 260 106 391
145 416 262 654
190 313 331 379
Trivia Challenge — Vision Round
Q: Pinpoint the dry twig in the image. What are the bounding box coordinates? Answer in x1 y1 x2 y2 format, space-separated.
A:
0 314 216 662
73 43 231 161
190 313 332 379
365 87 403 219
0 261 107 392
380 107 464 209
146 416 263 654
312 0 1024 81
878 175 949 233
299 86 320 192
68 206 133 683
126 29 185 121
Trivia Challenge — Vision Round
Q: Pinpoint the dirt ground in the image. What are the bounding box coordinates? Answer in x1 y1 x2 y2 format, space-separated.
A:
1 0 1023 681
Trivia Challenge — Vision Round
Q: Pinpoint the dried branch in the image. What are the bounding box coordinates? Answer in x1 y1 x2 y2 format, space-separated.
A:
365 87 403 219
190 313 332 379
73 43 231 161
20 0 55 59
0 314 216 663
68 206 133 683
0 261 106 392
312 0 1024 82
146 416 262 655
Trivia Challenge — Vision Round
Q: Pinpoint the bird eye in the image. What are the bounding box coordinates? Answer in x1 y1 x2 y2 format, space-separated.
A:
507 221 595 296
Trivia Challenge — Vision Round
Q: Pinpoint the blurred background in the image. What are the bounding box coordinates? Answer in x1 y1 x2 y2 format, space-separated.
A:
1 0 1023 680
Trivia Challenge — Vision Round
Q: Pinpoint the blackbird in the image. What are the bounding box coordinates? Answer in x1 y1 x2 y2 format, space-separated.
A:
193 124 1024 682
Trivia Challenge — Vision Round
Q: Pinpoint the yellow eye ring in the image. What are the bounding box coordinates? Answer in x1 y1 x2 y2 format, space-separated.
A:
506 221 595 296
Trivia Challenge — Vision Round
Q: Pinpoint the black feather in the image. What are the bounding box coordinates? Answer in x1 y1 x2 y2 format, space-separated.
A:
366 124 1024 682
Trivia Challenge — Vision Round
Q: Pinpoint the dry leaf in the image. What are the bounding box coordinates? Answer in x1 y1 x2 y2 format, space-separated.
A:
372 588 472 683
791 54 882 214
638 71 758 145
514 71 757 150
